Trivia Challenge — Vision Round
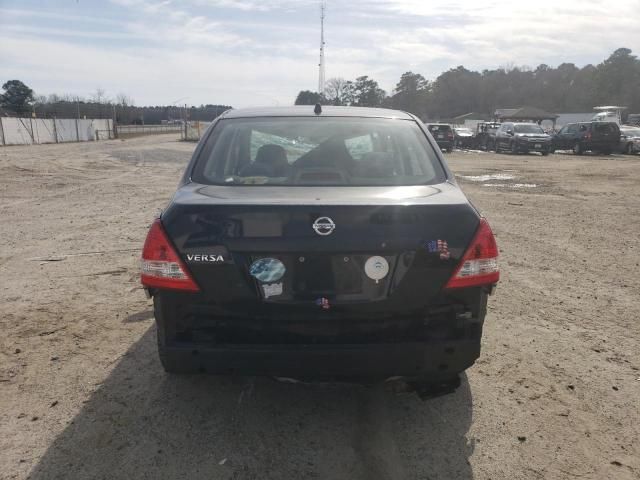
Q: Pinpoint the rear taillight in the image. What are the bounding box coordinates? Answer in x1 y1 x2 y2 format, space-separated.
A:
140 219 200 292
585 132 592 140
445 218 499 289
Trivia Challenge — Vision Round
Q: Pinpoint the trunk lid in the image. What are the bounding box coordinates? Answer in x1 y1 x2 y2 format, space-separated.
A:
161 182 479 315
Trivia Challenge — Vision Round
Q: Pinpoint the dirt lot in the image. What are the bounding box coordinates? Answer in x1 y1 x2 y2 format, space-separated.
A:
1 135 639 480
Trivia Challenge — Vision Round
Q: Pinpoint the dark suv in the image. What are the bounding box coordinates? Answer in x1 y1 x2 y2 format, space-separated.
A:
551 122 620 155
495 122 551 155
426 123 454 152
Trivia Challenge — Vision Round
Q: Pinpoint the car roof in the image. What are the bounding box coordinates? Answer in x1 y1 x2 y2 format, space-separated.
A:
222 106 414 120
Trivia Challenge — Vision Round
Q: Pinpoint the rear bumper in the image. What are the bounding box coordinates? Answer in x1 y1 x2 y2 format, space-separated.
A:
153 288 489 379
162 338 481 379
435 140 453 150
516 141 550 152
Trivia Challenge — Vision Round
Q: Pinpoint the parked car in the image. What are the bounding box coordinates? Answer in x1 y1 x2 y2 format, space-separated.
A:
619 126 640 154
495 122 551 155
426 123 454 152
140 106 499 396
474 122 501 151
453 127 475 149
550 121 620 155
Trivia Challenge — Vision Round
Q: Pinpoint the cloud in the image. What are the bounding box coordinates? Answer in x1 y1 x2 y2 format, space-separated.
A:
0 0 638 106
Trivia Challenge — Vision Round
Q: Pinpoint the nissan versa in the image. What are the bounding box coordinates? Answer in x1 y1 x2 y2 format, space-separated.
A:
140 106 499 395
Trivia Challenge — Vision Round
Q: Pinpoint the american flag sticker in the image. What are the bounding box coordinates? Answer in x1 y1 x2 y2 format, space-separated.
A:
427 239 450 260
315 297 331 310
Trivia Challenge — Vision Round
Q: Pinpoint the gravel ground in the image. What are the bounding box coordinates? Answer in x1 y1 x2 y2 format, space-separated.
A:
0 135 638 480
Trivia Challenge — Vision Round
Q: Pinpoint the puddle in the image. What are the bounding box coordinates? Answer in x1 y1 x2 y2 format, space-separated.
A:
458 173 515 182
483 183 538 188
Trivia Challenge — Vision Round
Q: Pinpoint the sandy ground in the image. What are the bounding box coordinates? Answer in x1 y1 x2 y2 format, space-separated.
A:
1 135 639 480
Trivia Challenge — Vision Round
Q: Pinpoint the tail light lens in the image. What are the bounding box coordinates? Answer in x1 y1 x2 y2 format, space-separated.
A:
445 218 499 289
140 219 200 292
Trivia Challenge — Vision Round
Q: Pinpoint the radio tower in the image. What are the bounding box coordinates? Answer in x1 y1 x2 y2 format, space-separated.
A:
318 1 326 94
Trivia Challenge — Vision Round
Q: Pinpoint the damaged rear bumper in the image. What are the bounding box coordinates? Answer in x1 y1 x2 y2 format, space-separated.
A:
153 288 488 379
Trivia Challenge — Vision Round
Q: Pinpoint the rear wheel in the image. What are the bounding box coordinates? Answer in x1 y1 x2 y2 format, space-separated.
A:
573 142 583 155
626 143 634 154
510 141 518 154
495 141 501 153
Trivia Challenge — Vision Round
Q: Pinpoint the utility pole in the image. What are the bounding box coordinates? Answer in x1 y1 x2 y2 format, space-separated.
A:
318 1 326 95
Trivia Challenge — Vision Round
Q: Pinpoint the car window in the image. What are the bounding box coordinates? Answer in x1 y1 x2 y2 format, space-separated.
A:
250 130 316 163
593 123 617 134
193 117 446 186
568 124 578 134
514 124 544 134
428 125 451 133
344 134 374 160
558 125 568 134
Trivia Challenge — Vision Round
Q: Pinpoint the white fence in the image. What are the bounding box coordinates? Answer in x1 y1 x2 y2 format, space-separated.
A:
0 117 114 146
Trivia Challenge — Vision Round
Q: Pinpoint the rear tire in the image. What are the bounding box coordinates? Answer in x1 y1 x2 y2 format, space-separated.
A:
627 143 634 154
510 141 518 154
573 142 583 155
495 141 501 153
409 375 462 400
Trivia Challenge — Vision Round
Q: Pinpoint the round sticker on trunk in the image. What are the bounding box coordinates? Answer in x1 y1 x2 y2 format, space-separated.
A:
364 256 389 282
249 258 286 283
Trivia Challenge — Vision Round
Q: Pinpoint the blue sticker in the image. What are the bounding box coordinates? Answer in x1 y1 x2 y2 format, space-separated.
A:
249 258 286 283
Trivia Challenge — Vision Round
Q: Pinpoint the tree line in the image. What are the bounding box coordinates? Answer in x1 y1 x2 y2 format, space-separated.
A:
296 48 640 120
0 81 231 124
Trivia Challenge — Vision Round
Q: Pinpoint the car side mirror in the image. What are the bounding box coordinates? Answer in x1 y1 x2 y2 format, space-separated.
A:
506 129 513 135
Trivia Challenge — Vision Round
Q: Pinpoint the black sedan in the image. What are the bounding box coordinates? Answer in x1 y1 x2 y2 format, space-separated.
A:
140 106 499 394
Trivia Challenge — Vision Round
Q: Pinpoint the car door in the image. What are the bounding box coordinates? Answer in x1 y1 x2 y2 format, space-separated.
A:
555 125 570 149
563 123 584 149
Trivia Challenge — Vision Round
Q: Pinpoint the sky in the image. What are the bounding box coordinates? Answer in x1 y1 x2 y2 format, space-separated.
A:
1 0 639 107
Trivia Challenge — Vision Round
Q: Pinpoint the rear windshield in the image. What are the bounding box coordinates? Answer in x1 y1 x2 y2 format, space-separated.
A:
428 124 452 133
514 124 544 134
192 117 446 186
